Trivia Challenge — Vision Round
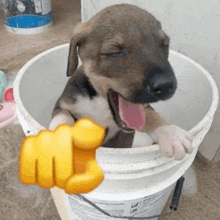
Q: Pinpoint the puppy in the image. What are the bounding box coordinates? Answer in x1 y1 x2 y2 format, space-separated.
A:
49 4 193 160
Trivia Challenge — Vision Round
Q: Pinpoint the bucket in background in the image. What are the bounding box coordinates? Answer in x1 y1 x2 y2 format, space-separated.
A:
1 0 52 35
13 44 219 220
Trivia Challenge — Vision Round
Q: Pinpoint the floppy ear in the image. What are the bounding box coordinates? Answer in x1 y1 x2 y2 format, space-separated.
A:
67 36 81 77
67 23 91 76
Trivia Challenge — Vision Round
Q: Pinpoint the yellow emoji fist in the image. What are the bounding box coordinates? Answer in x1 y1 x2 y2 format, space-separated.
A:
19 117 105 194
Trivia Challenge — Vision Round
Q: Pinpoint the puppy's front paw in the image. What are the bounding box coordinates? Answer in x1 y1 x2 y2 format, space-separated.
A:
153 125 193 160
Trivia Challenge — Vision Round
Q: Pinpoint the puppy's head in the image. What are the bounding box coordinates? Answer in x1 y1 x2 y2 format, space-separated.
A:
67 4 177 131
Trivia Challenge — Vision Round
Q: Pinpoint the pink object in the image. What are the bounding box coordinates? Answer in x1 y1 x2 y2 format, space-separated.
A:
0 102 17 129
4 88 14 102
118 96 146 130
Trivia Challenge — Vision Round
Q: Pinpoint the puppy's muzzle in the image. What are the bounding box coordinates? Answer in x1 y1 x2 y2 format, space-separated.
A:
131 67 177 103
107 66 177 133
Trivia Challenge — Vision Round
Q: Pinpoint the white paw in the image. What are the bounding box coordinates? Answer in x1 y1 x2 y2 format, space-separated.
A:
154 125 193 160
49 111 75 130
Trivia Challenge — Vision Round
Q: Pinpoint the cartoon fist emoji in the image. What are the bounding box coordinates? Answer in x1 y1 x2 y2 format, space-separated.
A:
19 117 105 194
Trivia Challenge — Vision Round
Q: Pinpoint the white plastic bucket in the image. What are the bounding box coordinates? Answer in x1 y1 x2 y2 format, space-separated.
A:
1 0 52 35
14 44 218 220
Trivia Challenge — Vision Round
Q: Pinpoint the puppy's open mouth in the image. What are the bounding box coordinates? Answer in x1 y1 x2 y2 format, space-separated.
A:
107 89 146 133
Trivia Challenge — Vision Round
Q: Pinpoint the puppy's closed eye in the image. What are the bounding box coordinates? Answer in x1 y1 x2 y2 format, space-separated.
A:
100 48 127 58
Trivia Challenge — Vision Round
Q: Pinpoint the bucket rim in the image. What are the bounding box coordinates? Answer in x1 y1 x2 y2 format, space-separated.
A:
14 44 219 154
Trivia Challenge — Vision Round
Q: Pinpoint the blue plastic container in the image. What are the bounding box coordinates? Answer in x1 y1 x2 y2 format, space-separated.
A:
2 0 52 35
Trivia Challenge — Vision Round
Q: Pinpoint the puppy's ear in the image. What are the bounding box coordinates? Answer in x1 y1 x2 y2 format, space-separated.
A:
67 36 80 77
67 23 88 77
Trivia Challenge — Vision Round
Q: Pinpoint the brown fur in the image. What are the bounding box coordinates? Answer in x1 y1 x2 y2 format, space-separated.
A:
67 4 170 101
51 4 193 159
67 4 171 133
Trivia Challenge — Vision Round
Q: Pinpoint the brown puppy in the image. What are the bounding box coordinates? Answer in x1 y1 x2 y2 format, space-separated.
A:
49 4 193 160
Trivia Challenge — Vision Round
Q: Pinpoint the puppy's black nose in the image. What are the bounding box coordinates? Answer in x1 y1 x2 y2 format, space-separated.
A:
129 67 177 104
151 77 174 95
148 68 176 100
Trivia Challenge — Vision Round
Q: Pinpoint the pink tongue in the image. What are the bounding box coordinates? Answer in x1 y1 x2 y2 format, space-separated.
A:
118 96 146 130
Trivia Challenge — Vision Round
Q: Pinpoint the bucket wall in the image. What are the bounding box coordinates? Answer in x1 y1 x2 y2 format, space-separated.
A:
14 44 219 220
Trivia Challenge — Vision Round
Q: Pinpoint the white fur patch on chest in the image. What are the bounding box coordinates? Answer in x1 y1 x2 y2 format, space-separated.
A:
73 95 119 141
74 95 112 125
